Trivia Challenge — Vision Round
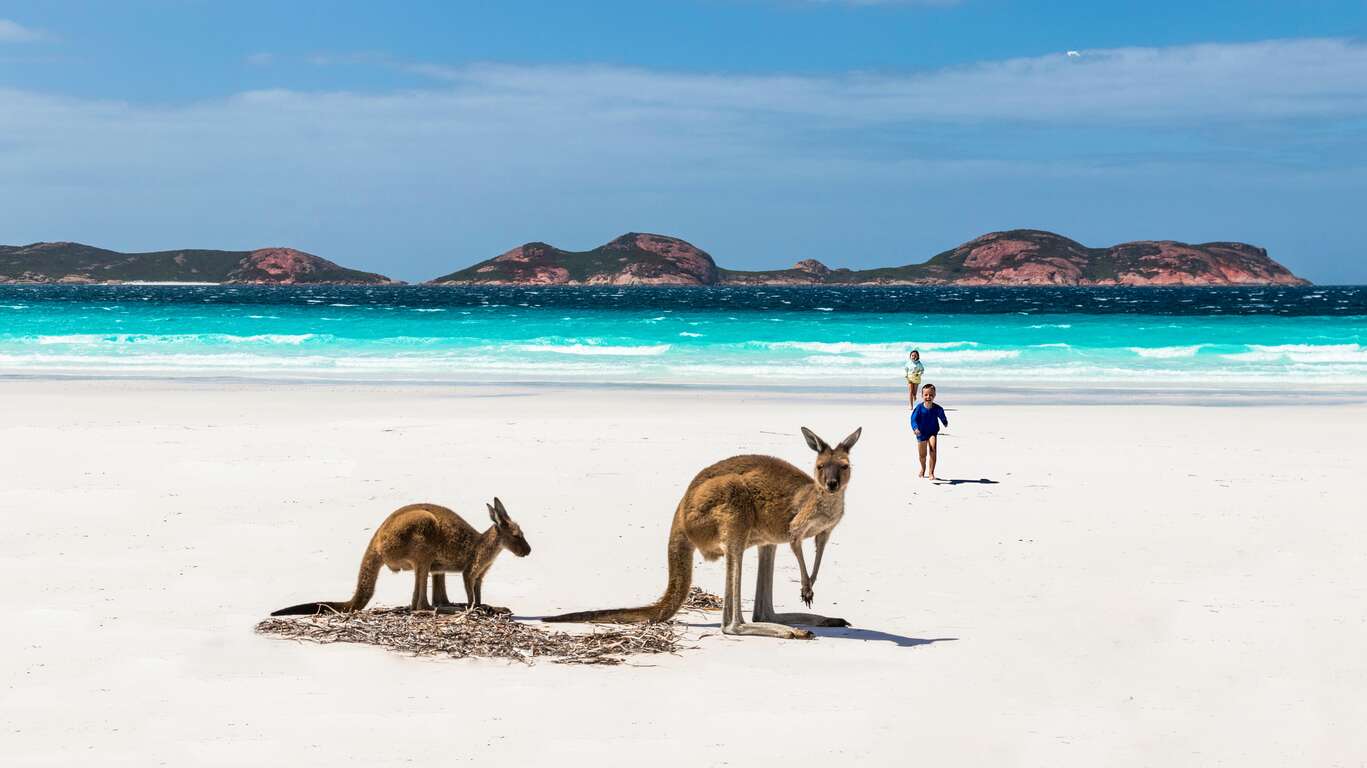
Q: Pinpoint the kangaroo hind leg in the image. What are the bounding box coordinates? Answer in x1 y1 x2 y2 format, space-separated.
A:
411 564 433 611
431 574 466 610
471 574 511 615
721 542 811 640
752 544 850 628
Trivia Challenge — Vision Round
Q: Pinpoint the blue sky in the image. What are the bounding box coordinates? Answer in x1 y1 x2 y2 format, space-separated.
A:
2 1 1365 282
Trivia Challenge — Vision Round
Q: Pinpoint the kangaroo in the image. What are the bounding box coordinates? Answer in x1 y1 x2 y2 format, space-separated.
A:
544 426 860 639
271 497 531 616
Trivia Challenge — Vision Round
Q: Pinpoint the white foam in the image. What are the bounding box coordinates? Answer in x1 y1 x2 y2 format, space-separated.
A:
229 334 317 345
1128 345 1207 359
760 340 977 356
36 334 107 345
1224 344 1367 364
513 343 671 357
933 349 1022 363
32 333 319 346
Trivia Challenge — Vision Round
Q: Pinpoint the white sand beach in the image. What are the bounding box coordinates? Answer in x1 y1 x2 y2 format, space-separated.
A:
3 380 1365 766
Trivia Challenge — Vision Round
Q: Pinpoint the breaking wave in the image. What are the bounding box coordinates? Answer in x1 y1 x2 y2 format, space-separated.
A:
513 343 672 357
1128 345 1208 358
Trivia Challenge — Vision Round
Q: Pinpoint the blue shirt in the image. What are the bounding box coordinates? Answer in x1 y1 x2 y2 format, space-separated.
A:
910 403 948 438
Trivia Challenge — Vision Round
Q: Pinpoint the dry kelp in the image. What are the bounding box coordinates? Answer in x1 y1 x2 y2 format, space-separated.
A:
682 586 724 611
255 606 685 666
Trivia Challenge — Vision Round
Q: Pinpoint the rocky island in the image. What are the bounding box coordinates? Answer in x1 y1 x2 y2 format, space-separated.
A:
0 242 398 284
3 230 1308 286
430 230 1308 287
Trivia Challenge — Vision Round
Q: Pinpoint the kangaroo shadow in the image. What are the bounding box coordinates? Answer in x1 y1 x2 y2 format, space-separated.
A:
668 619 956 648
808 626 957 647
933 478 999 486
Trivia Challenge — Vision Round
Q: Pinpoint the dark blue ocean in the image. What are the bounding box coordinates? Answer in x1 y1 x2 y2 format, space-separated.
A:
1 285 1364 387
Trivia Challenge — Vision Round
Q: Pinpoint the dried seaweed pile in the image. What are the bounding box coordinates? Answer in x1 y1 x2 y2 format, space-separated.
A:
683 586 724 611
255 606 685 666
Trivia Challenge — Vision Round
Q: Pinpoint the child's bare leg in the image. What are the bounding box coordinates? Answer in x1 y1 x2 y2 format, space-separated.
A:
917 440 928 477
908 383 917 407
927 434 938 480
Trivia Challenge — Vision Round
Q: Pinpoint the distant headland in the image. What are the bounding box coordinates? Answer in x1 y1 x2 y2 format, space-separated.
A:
431 231 1308 287
0 243 397 285
2 230 1309 286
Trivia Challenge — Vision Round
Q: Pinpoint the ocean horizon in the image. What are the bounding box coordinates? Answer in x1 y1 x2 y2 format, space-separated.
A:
2 284 1364 389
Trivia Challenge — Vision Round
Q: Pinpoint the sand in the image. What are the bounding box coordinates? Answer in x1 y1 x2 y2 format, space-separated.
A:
2 380 1364 766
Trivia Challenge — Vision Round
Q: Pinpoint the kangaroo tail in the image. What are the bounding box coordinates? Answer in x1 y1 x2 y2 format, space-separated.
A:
269 600 352 616
543 523 693 624
270 548 383 617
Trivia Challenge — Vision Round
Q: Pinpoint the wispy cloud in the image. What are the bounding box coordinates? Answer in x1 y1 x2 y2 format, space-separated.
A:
4 38 1363 194
244 52 275 66
0 38 1363 278
0 18 42 42
393 38 1367 124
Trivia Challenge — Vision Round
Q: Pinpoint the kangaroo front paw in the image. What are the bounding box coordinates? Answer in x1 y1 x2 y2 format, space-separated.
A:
800 585 814 608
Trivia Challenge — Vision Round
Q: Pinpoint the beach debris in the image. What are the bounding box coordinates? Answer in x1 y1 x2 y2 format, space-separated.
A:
683 586 724 611
255 605 685 666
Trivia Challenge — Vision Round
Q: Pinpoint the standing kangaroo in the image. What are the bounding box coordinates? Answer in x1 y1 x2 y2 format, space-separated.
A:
544 427 860 639
271 497 531 616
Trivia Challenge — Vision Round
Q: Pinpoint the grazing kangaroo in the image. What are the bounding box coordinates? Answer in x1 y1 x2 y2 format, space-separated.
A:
544 427 860 639
271 497 531 616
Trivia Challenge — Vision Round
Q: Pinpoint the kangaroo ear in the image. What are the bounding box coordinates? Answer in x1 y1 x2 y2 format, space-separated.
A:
488 503 502 525
491 497 510 525
836 427 862 453
801 427 830 453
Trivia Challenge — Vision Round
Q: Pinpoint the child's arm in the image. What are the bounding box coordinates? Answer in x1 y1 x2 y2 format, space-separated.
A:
910 407 922 438
938 406 949 428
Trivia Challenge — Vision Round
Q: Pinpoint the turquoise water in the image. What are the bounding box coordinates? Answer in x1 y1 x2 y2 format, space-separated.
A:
1 285 1364 388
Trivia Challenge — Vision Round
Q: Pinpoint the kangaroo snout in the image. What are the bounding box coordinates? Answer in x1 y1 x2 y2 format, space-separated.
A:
825 480 839 491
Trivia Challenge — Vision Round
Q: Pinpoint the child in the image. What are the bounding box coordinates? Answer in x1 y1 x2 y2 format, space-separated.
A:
910 383 948 480
904 349 924 408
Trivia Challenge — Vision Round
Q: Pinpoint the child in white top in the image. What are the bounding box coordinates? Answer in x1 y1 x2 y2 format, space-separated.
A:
904 349 924 408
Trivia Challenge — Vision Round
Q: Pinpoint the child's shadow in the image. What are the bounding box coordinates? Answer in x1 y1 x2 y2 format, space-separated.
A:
932 477 999 486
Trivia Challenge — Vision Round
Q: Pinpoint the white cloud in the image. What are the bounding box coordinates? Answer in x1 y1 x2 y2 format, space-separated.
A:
0 38 1363 278
0 18 42 42
2 38 1362 190
394 38 1367 124
245 52 275 66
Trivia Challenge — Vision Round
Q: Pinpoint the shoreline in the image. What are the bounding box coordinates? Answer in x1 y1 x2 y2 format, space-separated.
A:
5 374 1366 405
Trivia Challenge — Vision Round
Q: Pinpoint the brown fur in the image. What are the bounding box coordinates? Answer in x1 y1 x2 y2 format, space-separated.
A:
543 427 860 639
271 498 531 616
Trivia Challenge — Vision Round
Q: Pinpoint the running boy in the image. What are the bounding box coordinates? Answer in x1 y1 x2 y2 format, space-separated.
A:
905 349 924 407
910 383 948 480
